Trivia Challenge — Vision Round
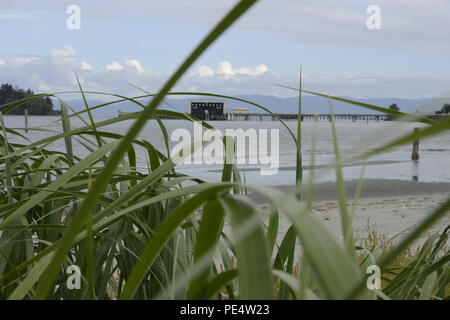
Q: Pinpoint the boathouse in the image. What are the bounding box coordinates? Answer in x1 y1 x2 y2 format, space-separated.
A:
189 100 227 120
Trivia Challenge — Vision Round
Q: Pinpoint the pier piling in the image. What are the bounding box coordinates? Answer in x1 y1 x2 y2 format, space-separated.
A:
24 109 29 133
411 127 420 161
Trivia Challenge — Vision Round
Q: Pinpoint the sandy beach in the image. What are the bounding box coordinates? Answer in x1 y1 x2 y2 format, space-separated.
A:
250 179 450 244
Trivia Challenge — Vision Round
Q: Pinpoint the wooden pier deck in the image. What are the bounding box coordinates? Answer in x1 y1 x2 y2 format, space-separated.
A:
118 111 449 122
226 113 390 121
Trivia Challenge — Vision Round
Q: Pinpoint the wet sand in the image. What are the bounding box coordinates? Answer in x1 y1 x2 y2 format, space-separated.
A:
250 179 450 243
312 193 449 242
249 179 450 203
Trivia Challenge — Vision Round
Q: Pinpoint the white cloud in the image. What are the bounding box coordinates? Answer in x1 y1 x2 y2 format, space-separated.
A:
193 65 215 77
8 56 38 67
195 61 269 78
80 62 93 71
192 62 269 78
235 64 269 76
125 59 145 74
50 46 77 58
106 61 123 71
217 61 234 77
0 47 449 99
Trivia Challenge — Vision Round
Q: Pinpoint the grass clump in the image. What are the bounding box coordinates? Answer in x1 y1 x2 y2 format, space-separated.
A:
356 221 449 298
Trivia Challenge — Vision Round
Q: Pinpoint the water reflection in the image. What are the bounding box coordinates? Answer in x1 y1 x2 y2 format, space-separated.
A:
412 161 419 181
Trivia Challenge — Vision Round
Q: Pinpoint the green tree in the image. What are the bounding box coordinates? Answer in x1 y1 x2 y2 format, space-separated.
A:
440 103 450 114
0 83 59 115
389 103 400 111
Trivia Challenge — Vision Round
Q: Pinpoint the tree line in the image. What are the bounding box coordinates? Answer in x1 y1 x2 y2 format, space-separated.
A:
0 83 60 115
389 103 450 114
435 103 450 114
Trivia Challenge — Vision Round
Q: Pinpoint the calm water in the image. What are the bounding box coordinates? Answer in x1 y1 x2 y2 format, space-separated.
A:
4 116 450 185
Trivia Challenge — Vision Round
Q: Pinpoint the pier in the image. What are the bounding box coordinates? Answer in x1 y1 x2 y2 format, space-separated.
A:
120 110 450 122
226 113 390 122
120 111 394 122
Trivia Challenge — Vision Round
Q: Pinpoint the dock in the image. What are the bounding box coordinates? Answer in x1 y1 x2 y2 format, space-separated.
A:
226 113 389 121
118 110 449 122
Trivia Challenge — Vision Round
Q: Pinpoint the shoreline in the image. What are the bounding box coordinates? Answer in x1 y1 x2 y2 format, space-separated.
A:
209 160 411 173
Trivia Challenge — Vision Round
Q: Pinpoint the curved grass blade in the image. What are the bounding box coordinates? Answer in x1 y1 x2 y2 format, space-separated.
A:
219 196 274 300
187 199 225 299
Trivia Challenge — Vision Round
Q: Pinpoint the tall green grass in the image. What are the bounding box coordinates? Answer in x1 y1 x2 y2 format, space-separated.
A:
0 0 449 300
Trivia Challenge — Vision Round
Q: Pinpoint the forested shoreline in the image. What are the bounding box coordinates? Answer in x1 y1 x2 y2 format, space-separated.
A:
0 83 60 115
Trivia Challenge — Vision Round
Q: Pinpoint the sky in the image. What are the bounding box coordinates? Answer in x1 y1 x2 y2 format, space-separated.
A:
0 0 449 99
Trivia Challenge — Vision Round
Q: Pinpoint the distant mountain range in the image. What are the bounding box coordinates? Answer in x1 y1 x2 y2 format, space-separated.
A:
62 94 448 116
